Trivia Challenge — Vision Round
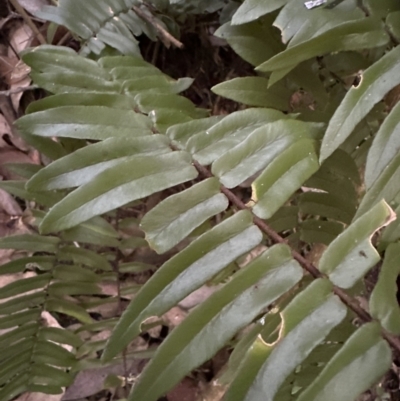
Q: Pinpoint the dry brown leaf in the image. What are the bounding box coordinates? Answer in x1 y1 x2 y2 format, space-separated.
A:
167 377 200 401
179 285 223 310
0 148 35 179
62 360 146 401
14 393 63 401
163 306 187 328
0 188 22 215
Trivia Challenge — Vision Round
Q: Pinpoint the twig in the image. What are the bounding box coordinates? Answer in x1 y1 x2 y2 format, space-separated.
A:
192 160 400 355
132 5 183 49
8 0 47 45
0 85 37 96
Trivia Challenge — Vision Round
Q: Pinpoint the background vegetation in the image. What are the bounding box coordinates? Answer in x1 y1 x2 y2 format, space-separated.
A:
1 0 400 400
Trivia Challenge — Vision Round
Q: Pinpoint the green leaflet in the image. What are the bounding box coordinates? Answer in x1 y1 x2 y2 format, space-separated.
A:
26 93 135 114
211 77 290 111
274 0 362 45
214 18 284 67
103 211 263 361
61 216 119 247
0 256 55 275
0 181 64 207
212 120 320 189
167 116 223 149
0 234 59 253
319 200 395 288
123 76 194 95
187 108 289 166
369 243 400 335
225 279 346 401
23 47 110 78
297 148 360 243
251 138 319 219
35 1 142 56
39 152 198 233
17 106 152 141
128 244 303 401
296 323 391 401
231 0 287 25
300 220 344 246
299 192 354 225
257 18 389 85
27 136 171 191
381 203 400 246
365 101 400 189
356 152 400 218
320 45 400 162
3 163 42 179
141 178 229 254
364 0 400 18
57 246 112 271
387 11 400 42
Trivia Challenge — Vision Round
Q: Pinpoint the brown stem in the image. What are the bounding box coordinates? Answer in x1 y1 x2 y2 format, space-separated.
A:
193 160 400 354
132 5 183 49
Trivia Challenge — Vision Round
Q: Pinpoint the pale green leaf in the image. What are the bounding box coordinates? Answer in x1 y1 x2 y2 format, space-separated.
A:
215 18 284 66
26 93 135 114
319 200 395 288
128 244 303 401
320 45 400 162
123 76 193 95
141 178 229 254
167 116 223 149
40 152 198 233
17 106 152 141
212 120 319 189
27 136 170 191
187 108 288 166
231 0 287 25
257 18 389 85
212 77 290 110
369 243 400 334
274 0 362 46
103 211 262 361
23 48 109 78
251 138 319 219
296 323 391 401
